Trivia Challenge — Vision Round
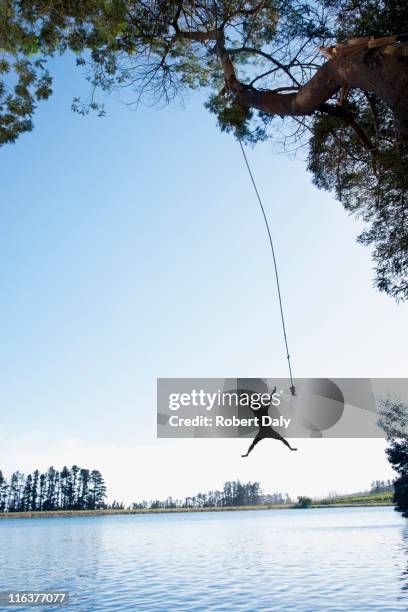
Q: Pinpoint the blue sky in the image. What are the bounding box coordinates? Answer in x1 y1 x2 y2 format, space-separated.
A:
1 55 406 501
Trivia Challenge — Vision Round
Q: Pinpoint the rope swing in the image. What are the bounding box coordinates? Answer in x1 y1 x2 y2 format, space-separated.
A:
238 139 296 396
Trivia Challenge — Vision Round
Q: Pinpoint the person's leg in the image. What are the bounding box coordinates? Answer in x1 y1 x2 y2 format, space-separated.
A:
266 427 298 451
278 436 298 451
241 434 262 457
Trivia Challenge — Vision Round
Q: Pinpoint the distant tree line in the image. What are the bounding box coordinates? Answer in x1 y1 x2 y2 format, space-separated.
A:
0 466 107 512
370 480 393 494
129 480 292 510
263 492 293 505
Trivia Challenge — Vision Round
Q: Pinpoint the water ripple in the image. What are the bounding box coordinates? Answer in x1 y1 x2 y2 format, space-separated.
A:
0 507 407 611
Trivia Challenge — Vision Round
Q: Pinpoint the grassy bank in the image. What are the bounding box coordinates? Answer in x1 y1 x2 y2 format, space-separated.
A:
314 491 393 507
0 505 291 519
0 492 394 519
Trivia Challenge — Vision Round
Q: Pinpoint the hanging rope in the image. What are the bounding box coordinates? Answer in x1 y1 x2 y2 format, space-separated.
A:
238 138 296 395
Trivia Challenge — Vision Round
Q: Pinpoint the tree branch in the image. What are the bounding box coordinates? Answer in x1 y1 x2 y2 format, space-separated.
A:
226 46 301 87
174 28 218 41
218 42 408 136
319 103 378 174
172 32 408 137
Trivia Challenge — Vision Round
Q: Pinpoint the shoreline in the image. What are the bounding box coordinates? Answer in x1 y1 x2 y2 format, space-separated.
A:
0 501 394 520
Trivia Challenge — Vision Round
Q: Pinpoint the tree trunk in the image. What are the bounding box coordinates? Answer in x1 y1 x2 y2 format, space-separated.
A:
235 47 408 134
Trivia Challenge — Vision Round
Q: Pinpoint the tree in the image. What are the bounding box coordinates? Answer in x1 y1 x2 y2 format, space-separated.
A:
60 465 71 510
0 470 8 512
30 469 39 511
77 468 90 509
1 1 408 297
88 470 107 509
295 495 312 508
70 464 80 509
38 472 46 510
43 466 58 511
7 471 24 512
0 465 108 512
378 397 408 517
21 473 32 511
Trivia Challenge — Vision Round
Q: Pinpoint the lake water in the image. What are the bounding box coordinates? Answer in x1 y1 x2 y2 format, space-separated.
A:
0 507 407 611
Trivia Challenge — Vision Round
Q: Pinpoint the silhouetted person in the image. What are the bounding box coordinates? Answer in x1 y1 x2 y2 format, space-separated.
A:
241 388 297 457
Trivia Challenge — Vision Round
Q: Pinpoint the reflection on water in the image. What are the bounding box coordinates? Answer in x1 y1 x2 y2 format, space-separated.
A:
0 507 407 611
398 521 408 595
